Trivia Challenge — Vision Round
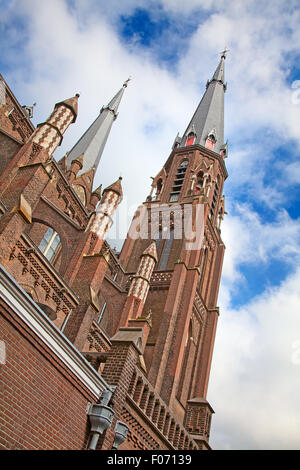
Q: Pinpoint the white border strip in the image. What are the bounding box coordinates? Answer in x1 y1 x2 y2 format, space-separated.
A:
0 265 111 398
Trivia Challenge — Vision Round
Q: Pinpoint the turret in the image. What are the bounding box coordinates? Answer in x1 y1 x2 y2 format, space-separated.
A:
30 94 79 157
88 184 102 211
66 153 84 182
87 177 123 254
118 242 158 345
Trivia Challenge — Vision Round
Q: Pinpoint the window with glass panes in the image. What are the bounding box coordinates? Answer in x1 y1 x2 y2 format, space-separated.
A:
157 228 174 270
38 227 61 262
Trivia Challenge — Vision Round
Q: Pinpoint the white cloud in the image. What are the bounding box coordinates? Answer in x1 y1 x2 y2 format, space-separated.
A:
221 203 300 283
209 265 300 449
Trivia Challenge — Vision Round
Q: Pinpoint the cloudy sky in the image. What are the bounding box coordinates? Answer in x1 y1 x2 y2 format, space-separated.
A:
1 0 300 450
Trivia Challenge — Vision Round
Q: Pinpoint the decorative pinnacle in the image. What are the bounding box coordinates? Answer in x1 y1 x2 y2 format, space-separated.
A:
220 47 230 59
72 152 84 168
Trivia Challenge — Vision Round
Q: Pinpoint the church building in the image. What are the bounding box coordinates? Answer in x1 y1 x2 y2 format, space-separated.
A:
0 52 228 450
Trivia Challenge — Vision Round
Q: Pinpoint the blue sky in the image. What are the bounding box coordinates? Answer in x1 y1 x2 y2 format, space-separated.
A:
1 0 300 450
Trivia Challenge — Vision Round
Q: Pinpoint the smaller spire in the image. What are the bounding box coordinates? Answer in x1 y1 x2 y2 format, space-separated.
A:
55 93 79 123
66 84 128 178
92 184 102 197
142 241 158 263
103 176 123 199
72 152 84 168
103 85 127 117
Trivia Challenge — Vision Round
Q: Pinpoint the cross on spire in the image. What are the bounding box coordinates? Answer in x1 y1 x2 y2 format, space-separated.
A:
123 77 131 88
220 47 230 59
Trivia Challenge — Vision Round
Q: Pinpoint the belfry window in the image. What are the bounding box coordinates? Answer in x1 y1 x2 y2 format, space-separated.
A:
194 171 204 194
186 132 196 147
155 178 163 200
209 176 220 220
169 160 188 202
38 227 61 263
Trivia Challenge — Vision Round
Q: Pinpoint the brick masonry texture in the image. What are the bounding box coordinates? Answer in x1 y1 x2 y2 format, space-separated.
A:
0 301 95 450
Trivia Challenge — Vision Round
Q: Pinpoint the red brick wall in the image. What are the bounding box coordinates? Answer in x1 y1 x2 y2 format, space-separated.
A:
0 301 96 450
0 131 21 176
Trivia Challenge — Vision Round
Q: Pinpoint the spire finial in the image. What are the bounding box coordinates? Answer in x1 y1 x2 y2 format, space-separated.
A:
220 47 229 59
123 77 131 88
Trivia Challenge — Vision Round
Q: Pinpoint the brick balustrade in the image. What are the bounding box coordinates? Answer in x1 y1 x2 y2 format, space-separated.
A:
127 366 198 450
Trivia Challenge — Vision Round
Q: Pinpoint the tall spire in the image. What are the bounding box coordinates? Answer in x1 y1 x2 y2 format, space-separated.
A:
66 79 130 178
180 52 227 155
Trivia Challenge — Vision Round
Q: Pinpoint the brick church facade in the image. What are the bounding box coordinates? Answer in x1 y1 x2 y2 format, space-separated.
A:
0 53 228 451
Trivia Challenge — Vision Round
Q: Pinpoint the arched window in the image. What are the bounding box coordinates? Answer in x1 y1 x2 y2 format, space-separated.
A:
209 175 220 221
194 171 204 194
157 228 174 270
156 178 163 200
169 160 188 202
72 184 86 205
38 227 61 263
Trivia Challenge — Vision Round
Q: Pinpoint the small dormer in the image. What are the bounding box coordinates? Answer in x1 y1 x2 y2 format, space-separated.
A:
185 128 197 147
220 141 228 158
205 129 217 150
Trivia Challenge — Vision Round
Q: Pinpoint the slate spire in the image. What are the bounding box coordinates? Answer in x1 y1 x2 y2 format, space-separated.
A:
180 53 227 155
66 79 129 178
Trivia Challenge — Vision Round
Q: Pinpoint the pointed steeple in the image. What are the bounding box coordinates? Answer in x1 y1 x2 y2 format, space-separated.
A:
66 80 129 178
141 241 158 263
102 176 123 200
55 93 79 123
180 53 227 155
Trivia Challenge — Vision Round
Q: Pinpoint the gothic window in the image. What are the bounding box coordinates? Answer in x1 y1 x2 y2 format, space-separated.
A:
176 318 197 405
186 132 196 147
72 184 86 205
158 228 174 270
169 194 179 202
209 175 220 221
198 246 208 292
155 178 163 200
194 171 204 194
38 227 61 263
169 160 188 202
155 229 162 251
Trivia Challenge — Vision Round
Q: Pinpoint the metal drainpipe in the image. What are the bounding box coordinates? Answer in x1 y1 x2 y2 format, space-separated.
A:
87 389 115 450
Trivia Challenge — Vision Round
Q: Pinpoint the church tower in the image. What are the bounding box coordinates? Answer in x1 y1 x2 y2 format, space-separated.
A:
99 52 228 450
